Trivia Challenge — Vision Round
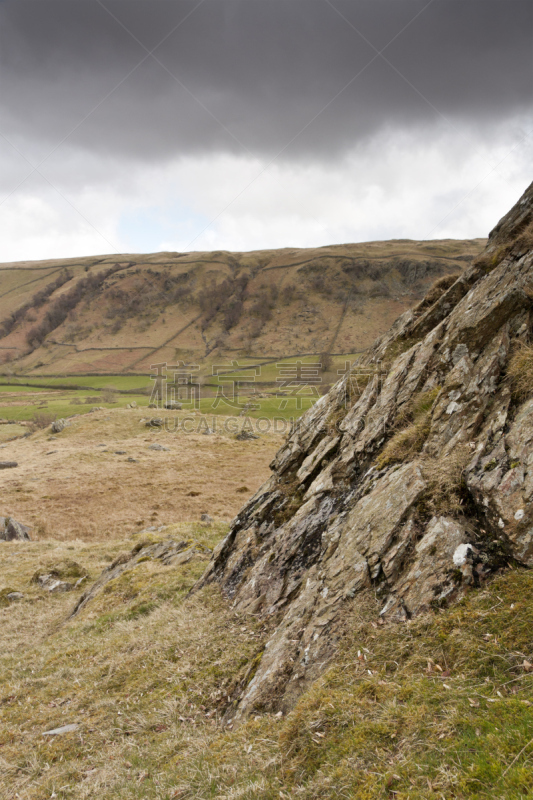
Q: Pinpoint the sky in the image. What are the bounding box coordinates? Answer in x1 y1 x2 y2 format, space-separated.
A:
0 0 532 262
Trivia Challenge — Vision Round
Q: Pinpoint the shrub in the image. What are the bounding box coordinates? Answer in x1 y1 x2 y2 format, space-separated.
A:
101 388 117 404
32 412 56 429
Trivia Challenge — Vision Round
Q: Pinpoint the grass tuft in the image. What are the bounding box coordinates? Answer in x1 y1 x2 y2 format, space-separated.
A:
507 342 533 402
376 387 440 469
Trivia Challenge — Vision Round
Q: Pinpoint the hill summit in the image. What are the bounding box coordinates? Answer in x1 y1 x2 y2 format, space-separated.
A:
198 182 533 720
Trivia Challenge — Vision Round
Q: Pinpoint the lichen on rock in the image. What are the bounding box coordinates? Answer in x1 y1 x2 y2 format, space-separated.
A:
196 181 533 720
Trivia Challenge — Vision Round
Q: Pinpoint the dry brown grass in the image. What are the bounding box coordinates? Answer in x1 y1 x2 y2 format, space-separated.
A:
0 525 270 800
0 408 279 541
413 272 460 314
419 444 472 517
507 342 533 402
0 239 484 376
376 388 440 469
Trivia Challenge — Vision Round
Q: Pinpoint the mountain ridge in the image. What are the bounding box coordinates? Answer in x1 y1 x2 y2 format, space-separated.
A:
0 238 484 376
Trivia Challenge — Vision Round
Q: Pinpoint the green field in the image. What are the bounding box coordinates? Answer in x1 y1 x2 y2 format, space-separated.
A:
0 354 360 424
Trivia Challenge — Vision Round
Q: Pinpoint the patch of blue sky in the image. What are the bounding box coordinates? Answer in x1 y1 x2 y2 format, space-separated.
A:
117 200 211 253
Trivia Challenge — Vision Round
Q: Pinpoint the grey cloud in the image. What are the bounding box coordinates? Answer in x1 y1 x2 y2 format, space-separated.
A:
1 0 531 162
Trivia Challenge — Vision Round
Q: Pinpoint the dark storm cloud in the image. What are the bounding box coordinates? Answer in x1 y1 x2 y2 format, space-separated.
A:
1 0 531 161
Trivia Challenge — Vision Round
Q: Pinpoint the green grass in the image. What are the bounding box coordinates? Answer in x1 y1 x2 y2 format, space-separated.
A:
0 375 152 391
1 531 533 799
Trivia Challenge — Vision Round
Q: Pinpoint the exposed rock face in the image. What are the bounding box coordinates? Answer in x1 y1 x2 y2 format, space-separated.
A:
197 182 533 719
0 517 31 541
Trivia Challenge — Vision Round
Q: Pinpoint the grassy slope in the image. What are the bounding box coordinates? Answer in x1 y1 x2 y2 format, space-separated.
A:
1 526 532 800
0 408 281 541
0 239 485 377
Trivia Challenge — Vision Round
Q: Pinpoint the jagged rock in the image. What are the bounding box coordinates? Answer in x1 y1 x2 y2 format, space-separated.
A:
164 402 182 410
0 517 31 541
196 182 533 719
51 419 67 433
236 430 259 441
0 462 18 470
201 513 213 525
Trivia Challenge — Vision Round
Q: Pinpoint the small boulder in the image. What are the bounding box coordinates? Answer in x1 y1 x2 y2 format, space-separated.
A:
31 560 88 593
51 419 67 433
0 517 31 541
0 588 24 607
201 513 214 526
148 443 169 451
236 430 259 441
130 401 137 408
0 461 18 470
115 450 127 455
146 418 164 428
164 402 182 410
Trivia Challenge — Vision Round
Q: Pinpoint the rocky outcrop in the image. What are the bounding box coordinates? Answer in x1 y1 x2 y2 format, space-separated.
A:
0 517 31 541
68 539 211 619
197 181 533 720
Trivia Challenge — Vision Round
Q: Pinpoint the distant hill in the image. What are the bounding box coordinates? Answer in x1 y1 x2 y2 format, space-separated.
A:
0 238 485 375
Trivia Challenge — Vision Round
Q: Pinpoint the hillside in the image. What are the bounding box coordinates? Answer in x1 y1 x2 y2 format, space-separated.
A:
0 239 484 376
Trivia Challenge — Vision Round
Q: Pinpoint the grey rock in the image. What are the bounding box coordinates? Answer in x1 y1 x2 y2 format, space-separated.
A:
201 513 214 526
6 592 24 602
0 518 31 541
0 461 18 469
32 560 87 592
148 443 170 451
38 576 73 593
236 430 259 441
146 418 164 428
51 419 67 433
126 457 138 463
164 402 182 410
193 180 533 719
115 450 127 455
